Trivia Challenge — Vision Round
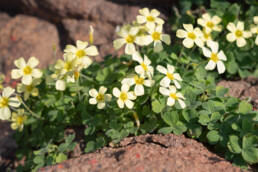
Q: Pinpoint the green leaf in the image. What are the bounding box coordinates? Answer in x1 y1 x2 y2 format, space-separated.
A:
238 101 252 114
56 153 67 163
210 0 230 10
242 134 258 164
226 58 238 74
85 141 96 153
182 109 198 123
198 111 210 125
228 135 242 154
210 112 221 122
206 130 220 144
158 127 173 134
216 86 228 97
173 121 187 135
161 111 178 126
84 126 96 136
187 124 202 138
33 155 44 165
152 99 165 113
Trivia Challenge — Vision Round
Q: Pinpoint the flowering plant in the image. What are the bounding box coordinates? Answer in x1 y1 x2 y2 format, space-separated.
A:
1 1 258 171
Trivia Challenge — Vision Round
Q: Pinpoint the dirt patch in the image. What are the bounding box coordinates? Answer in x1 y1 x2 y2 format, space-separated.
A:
40 134 244 172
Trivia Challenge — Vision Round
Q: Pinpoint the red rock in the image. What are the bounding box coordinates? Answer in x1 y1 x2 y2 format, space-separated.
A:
41 134 244 172
0 14 62 75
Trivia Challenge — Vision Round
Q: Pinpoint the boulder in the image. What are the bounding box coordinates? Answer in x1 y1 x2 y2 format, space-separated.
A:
0 14 62 75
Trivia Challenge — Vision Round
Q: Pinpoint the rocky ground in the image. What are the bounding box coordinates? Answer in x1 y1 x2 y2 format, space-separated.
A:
0 0 257 171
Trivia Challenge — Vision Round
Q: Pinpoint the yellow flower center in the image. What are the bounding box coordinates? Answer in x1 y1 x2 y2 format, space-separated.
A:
166 72 174 80
210 53 219 63
23 66 32 75
169 93 178 100
152 32 161 41
187 32 196 40
26 85 33 92
76 50 86 58
203 31 210 39
74 71 80 80
147 16 155 22
206 21 214 28
141 63 148 71
126 35 135 43
96 93 104 102
64 62 73 71
134 75 144 85
16 116 25 126
120 92 128 101
0 97 9 108
235 30 243 38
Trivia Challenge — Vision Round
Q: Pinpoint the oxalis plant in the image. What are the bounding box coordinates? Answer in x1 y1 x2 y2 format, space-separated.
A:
0 7 257 171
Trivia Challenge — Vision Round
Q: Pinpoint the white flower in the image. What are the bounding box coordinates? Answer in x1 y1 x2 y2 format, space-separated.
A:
113 26 140 54
64 40 98 69
113 84 136 109
251 16 258 45
122 74 153 96
17 78 41 100
138 24 171 52
176 24 204 48
54 53 77 76
11 109 27 131
202 41 227 74
132 52 154 78
55 80 66 91
89 86 112 109
0 87 21 120
11 57 42 85
201 28 212 44
136 8 164 29
197 13 222 33
159 86 186 108
156 64 182 88
226 21 252 47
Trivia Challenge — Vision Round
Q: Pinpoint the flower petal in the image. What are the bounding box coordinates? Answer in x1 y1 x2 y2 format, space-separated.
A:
99 86 107 94
89 98 97 104
121 84 130 92
173 80 181 89
183 24 193 32
159 87 170 96
207 41 219 53
236 38 246 47
113 87 121 97
161 34 171 45
14 58 26 69
218 51 227 61
32 69 43 78
8 97 21 107
85 46 99 56
153 41 163 52
11 69 22 79
128 91 137 100
56 80 66 91
125 100 134 109
227 23 236 32
167 97 175 106
89 89 98 97
76 40 88 49
97 102 106 109
156 65 167 74
3 87 15 98
217 61 225 74
134 85 144 96
202 47 212 57
226 33 236 42
113 38 126 50
205 60 216 70
178 99 186 109
176 29 187 38
0 107 11 120
125 43 136 54
236 21 244 30
27 57 39 68
160 77 170 87
173 73 182 81
22 75 32 85
117 99 124 108
137 15 146 24
167 64 175 73
183 38 194 48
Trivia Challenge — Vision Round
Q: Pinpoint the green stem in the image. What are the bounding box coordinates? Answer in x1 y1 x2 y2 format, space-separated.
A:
19 97 42 119
80 73 94 82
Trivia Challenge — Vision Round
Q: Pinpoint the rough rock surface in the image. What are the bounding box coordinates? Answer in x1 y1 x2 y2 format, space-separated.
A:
0 14 61 75
41 134 243 172
62 19 122 61
218 78 258 109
